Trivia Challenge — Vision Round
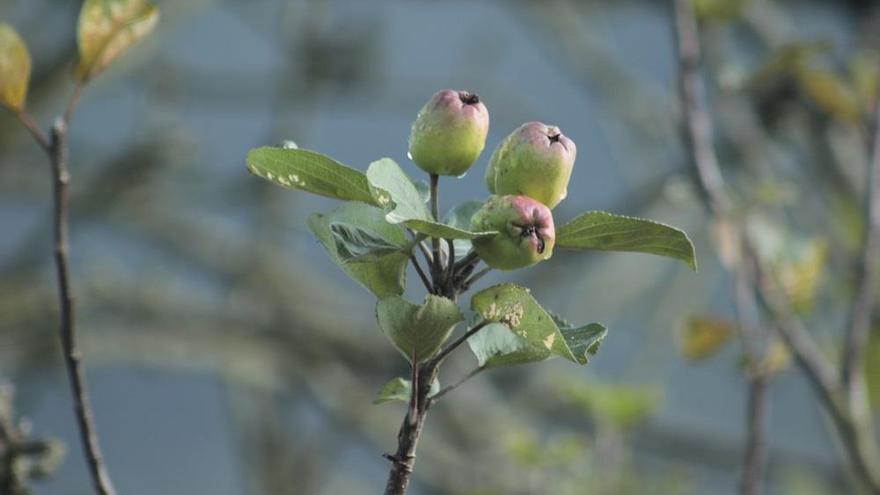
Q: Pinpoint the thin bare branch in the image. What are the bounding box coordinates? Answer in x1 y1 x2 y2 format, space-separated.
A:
49 119 117 495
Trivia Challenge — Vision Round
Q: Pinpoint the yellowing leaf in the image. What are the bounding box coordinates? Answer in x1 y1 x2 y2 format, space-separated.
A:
679 315 736 361
760 339 791 375
797 68 862 123
693 0 746 21
75 0 159 82
777 238 827 315
850 52 880 110
0 23 31 111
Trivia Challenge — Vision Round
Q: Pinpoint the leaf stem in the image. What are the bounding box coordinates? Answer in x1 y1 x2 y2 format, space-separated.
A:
461 266 491 291
453 251 479 274
409 254 433 293
427 364 487 406
430 320 490 367
409 349 419 426
429 174 442 288
14 110 51 152
63 84 84 126
445 239 456 297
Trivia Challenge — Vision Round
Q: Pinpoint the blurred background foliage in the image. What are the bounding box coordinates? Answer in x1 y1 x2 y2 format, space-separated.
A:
1 0 879 493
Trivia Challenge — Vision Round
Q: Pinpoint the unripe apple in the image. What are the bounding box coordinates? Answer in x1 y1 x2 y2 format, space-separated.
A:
408 89 489 177
471 195 555 270
485 121 576 209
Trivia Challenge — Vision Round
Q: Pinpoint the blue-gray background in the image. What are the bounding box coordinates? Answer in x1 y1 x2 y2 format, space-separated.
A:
0 1 866 494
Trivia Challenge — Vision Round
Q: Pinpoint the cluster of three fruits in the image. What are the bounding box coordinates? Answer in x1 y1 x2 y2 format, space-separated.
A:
408 89 577 270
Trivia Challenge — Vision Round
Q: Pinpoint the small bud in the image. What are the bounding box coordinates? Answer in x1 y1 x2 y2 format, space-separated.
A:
485 121 576 209
471 195 555 270
408 89 490 176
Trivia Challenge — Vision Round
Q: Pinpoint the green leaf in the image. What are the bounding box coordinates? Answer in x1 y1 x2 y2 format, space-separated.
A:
365 159 496 240
75 0 159 82
471 283 576 362
469 315 607 368
373 377 440 405
443 200 485 257
0 23 30 112
308 202 408 297
467 322 552 368
248 147 377 204
376 295 464 363
414 180 430 204
551 315 607 365
556 211 697 270
373 377 411 404
367 158 431 223
329 222 408 263
679 315 736 361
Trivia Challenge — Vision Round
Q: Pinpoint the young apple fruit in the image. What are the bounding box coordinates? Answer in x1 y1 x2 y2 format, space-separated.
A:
471 195 556 270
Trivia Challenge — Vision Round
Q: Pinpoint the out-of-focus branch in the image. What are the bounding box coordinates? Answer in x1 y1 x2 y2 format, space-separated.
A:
842 98 880 392
0 381 63 495
734 254 768 495
672 4 768 493
672 0 880 492
672 2 830 494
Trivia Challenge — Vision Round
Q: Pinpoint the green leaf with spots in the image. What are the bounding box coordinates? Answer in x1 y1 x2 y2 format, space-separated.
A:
308 202 408 297
467 322 552 368
470 283 575 362
376 295 464 364
248 147 377 204
0 23 31 111
75 0 159 82
556 211 697 270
